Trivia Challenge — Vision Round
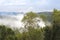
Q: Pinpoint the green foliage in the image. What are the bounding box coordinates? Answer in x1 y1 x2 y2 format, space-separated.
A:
39 14 47 21
20 12 45 40
22 12 40 28
21 27 44 40
44 26 53 40
52 9 60 40
22 12 37 21
38 12 52 22
44 9 60 40
0 25 16 40
53 9 60 26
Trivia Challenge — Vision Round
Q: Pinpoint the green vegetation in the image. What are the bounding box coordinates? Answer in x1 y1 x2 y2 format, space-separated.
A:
0 25 16 40
0 9 60 40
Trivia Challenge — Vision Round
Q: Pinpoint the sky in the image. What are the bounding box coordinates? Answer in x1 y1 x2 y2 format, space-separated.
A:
0 0 60 12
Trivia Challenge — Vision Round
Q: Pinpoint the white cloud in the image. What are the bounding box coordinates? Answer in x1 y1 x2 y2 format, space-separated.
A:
0 0 48 6
0 14 24 28
4 2 26 5
35 0 48 6
25 7 34 12
0 0 53 12
0 0 27 5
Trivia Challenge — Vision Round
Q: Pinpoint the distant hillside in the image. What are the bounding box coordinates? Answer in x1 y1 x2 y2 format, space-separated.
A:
0 12 24 15
38 12 53 22
38 12 52 15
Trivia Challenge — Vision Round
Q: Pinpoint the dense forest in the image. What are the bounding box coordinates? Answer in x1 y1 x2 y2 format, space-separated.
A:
0 9 60 40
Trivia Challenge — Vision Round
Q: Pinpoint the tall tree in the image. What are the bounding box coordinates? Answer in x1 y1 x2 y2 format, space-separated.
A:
52 9 60 40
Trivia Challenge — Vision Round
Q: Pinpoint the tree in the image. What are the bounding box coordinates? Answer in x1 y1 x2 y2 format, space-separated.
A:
39 14 51 27
52 9 60 40
44 26 52 40
22 12 40 29
0 25 16 40
22 12 44 40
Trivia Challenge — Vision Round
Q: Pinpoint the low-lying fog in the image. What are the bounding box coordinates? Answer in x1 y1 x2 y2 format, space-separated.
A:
0 12 45 28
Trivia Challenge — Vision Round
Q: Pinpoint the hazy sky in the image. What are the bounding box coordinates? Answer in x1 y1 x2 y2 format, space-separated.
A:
0 0 60 12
